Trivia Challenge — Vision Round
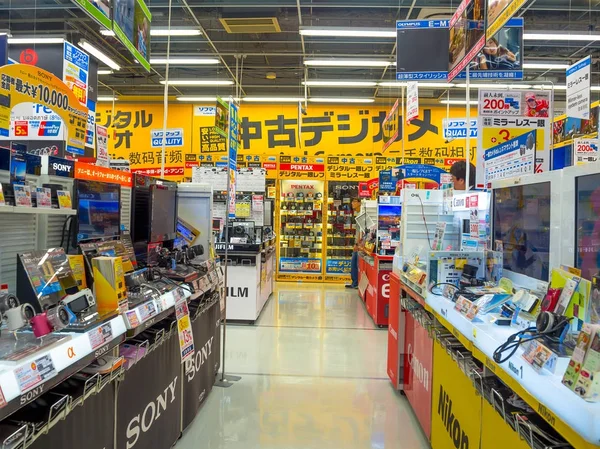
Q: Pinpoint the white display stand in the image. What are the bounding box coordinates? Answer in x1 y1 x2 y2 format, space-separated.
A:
220 243 275 322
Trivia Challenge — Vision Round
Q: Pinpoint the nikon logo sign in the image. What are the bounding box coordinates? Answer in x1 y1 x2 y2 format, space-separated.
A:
437 385 469 449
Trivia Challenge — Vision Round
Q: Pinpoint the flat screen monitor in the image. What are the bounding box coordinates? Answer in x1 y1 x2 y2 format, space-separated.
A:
149 184 177 243
75 180 121 241
493 182 551 281
575 173 600 281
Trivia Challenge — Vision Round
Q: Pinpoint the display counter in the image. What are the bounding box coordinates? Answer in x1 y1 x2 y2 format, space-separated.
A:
216 239 275 323
393 276 600 449
358 253 392 327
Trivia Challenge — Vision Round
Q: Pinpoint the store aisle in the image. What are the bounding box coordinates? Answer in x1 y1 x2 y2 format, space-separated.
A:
177 283 429 449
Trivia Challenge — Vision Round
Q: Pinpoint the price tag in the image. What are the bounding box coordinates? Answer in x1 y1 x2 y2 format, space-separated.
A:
15 354 57 393
175 291 195 363
478 90 523 116
139 302 157 322
126 310 140 328
89 322 113 350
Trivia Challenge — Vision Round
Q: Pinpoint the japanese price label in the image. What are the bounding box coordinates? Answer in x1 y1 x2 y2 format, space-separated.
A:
174 288 194 363
89 322 114 350
15 354 57 393
574 138 599 165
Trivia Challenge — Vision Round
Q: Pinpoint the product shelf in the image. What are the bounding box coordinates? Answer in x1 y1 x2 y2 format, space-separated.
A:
424 291 600 448
0 206 77 215
0 314 126 422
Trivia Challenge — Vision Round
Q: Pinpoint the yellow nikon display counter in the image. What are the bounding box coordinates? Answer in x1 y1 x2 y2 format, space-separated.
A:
397 276 600 449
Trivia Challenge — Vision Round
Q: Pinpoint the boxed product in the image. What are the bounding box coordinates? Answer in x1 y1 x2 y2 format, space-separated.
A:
562 324 600 391
574 330 600 401
92 256 128 315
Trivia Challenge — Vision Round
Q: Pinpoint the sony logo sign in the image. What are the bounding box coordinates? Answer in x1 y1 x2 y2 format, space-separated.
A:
20 384 44 404
126 377 179 449
185 336 214 382
52 162 72 172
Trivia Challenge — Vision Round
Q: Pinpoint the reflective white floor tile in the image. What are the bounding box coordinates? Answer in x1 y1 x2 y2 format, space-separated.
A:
177 282 430 449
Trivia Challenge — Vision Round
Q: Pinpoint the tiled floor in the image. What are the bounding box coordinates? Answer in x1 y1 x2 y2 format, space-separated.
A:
177 282 430 449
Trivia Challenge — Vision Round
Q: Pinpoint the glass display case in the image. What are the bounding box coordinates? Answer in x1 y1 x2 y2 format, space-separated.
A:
277 180 325 280
325 181 360 281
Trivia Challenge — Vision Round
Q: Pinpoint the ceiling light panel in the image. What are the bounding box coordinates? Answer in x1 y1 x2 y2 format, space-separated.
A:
304 59 392 67
160 80 234 86
303 81 377 87
299 27 396 38
150 58 220 65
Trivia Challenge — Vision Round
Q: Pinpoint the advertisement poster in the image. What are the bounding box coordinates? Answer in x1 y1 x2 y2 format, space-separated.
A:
150 128 184 148
86 99 96 148
486 0 527 38
228 102 239 219
448 0 486 81
280 257 322 273
397 18 522 80
574 138 599 165
484 129 536 187
62 41 89 107
382 99 400 152
72 0 112 29
215 97 229 138
567 56 591 120
406 82 419 123
443 118 478 139
0 64 87 155
478 89 550 117
175 289 195 363
96 124 109 167
113 0 151 71
10 103 65 140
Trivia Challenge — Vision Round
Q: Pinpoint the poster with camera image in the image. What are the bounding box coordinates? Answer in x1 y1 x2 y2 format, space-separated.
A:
483 129 536 187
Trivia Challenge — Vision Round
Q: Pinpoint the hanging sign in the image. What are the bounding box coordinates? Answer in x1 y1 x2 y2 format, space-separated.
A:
407 82 419 123
215 97 229 138
228 101 239 219
62 41 89 107
566 56 591 120
486 0 527 38
448 0 486 81
0 64 87 155
574 138 599 165
382 99 400 152
96 124 109 167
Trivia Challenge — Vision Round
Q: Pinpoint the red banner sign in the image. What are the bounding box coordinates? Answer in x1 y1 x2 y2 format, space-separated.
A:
75 162 132 187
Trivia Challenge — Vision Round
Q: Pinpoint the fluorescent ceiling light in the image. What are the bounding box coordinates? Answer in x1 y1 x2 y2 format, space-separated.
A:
523 62 570 70
97 96 118 102
304 59 392 67
243 97 305 102
440 100 477 105
160 79 234 86
532 84 567 90
150 28 202 36
78 40 121 71
177 96 217 102
506 84 533 89
456 83 508 89
150 57 220 65
310 97 375 103
524 33 600 41
101 28 201 37
8 37 64 44
97 69 113 75
303 80 377 87
299 27 396 38
592 86 600 91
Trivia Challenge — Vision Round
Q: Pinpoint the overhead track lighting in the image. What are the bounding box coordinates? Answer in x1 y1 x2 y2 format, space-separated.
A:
299 27 396 38
242 97 305 102
150 57 220 65
304 59 392 68
440 100 478 105
176 96 218 102
160 80 234 86
8 37 64 44
78 40 121 71
309 97 375 103
303 81 377 87
524 33 600 41
101 28 202 37
523 62 570 70
97 96 118 102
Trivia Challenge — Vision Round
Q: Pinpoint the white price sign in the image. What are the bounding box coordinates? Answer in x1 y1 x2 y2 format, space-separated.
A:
478 90 522 116
406 81 419 123
567 56 591 120
574 138 599 165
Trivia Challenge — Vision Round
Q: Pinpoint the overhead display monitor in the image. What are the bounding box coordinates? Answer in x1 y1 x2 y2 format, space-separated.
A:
113 0 151 71
575 173 600 281
75 180 121 241
149 184 178 243
396 18 523 81
71 0 112 30
493 182 551 281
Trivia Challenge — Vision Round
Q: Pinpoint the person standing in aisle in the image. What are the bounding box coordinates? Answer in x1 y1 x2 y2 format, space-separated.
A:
450 160 476 191
346 198 362 289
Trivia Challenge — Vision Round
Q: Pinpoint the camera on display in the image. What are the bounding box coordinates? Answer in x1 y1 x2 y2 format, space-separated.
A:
5 303 35 332
46 304 71 331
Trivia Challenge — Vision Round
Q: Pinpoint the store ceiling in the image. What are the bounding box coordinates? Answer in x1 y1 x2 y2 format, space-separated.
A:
1 0 600 105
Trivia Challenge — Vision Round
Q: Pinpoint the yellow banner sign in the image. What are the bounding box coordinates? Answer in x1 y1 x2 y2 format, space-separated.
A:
97 103 476 180
0 64 88 155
